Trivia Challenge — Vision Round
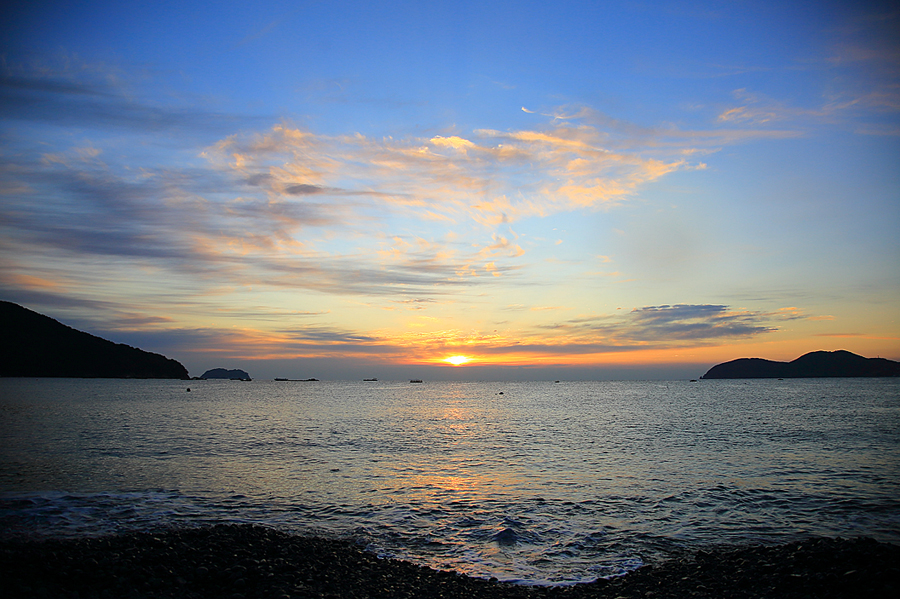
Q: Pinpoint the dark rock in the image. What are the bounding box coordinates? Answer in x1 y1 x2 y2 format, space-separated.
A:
201 368 251 380
0 301 189 379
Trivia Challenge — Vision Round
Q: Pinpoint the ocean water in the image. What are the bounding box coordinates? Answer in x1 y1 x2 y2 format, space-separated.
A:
1 378 898 584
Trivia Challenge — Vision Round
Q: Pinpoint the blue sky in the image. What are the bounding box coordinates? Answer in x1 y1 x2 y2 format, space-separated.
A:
1 1 898 379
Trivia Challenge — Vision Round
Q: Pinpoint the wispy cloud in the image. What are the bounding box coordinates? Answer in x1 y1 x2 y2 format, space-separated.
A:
533 304 809 348
621 304 780 341
205 118 702 232
0 60 252 135
715 9 900 133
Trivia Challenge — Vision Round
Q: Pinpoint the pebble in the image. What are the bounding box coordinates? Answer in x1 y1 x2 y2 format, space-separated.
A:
1 525 898 599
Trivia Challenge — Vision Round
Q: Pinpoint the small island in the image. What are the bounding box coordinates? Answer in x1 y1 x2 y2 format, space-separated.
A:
200 368 251 381
0 301 189 379
701 350 900 379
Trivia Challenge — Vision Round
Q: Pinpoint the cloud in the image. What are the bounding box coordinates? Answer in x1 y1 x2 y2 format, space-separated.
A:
715 8 900 132
534 304 800 348
0 61 253 136
206 118 698 235
716 87 899 131
623 304 777 340
284 183 328 195
340 303 791 359
814 332 864 337
534 104 802 150
716 89 826 126
430 135 477 152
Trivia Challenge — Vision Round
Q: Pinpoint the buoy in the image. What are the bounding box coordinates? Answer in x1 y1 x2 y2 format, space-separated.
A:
186 388 191 392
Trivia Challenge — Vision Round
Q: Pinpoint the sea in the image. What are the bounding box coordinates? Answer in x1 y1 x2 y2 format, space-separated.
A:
1 378 898 585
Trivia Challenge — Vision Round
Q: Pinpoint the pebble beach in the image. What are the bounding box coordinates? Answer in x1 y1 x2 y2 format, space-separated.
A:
2 524 898 599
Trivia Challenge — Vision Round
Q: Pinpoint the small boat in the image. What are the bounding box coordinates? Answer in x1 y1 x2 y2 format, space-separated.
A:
410 379 423 383
363 378 378 381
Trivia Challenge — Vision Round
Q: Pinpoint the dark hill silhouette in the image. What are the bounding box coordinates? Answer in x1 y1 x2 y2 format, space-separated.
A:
701 350 900 379
0 301 189 379
201 368 251 380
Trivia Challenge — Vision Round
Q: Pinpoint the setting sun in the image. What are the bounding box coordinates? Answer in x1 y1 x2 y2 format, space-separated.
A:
444 355 471 366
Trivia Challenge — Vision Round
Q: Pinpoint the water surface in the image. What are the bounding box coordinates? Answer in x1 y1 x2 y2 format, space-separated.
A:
1 378 898 584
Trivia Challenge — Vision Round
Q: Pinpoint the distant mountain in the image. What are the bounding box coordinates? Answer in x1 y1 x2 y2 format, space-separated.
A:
701 350 900 379
201 368 251 380
0 301 189 379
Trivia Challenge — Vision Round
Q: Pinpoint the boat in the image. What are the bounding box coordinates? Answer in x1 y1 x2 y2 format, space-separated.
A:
363 378 378 381
409 379 423 383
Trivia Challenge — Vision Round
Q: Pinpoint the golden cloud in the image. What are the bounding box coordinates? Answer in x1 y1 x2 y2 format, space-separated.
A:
204 111 701 232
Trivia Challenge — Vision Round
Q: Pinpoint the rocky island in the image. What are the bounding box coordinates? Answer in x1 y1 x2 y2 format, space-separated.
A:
200 368 251 380
0 301 189 379
701 350 900 379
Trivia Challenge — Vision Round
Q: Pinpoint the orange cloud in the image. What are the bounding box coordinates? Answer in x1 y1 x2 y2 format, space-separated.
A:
9 274 63 290
204 112 703 235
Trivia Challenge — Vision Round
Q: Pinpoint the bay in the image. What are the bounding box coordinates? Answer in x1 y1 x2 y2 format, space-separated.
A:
1 378 898 584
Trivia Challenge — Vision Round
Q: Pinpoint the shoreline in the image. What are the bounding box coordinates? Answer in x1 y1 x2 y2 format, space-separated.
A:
2 524 898 598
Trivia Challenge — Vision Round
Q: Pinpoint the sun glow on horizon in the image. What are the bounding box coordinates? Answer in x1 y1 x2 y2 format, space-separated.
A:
444 355 471 366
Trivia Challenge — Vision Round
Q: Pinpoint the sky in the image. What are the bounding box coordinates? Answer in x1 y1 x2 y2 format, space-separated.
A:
1 0 898 380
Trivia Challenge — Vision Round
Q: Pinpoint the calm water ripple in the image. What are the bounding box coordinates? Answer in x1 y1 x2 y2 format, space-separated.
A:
1 378 898 584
